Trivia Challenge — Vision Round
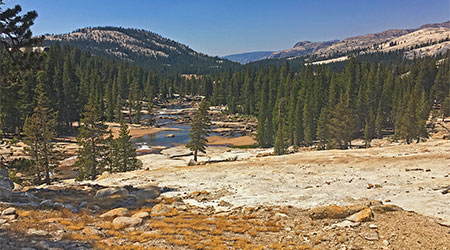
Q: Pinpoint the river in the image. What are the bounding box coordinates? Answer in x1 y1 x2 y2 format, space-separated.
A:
132 106 225 148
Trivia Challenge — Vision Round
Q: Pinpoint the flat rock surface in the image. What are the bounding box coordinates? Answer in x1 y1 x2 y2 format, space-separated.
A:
91 138 450 225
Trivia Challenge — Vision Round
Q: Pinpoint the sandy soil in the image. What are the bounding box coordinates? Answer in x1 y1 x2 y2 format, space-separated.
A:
207 135 256 146
106 122 180 139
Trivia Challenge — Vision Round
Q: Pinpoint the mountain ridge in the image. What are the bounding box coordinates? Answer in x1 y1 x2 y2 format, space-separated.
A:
225 20 450 64
222 51 274 64
44 26 236 73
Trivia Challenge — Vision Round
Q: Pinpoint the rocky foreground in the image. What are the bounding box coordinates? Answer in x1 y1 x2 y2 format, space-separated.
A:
1 125 450 249
1 185 449 250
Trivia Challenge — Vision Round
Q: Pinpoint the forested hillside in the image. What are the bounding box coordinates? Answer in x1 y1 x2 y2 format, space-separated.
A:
43 27 238 74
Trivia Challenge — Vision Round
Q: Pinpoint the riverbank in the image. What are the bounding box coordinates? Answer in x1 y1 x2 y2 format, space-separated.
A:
107 122 181 139
207 135 256 146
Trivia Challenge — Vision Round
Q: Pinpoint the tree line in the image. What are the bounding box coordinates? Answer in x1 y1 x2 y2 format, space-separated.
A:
0 44 212 136
3 43 449 153
200 54 450 153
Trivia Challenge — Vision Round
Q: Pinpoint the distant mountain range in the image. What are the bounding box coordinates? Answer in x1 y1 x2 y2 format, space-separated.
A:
43 26 237 73
42 22 450 70
224 21 450 64
222 51 274 64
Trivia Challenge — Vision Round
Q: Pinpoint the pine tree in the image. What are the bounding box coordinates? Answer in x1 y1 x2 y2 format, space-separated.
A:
303 93 315 146
293 95 304 146
328 97 357 149
274 99 288 155
115 94 123 122
104 130 117 172
374 104 383 139
257 79 271 147
0 1 41 135
74 97 107 180
274 122 288 155
146 99 156 126
62 55 79 129
114 120 142 172
127 88 134 123
0 1 40 51
105 79 115 122
23 82 58 184
134 99 142 124
396 89 416 144
363 116 374 147
415 87 429 142
186 100 211 162
443 89 450 118
316 107 329 149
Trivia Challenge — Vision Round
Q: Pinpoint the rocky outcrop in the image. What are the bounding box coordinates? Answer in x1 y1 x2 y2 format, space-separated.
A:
268 40 338 59
266 21 450 63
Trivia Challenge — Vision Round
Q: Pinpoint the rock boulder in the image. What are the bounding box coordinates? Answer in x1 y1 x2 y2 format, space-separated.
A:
134 187 161 201
1 207 16 216
112 216 142 229
132 211 150 219
347 208 374 222
151 204 175 217
95 187 129 199
99 207 129 219
309 205 350 219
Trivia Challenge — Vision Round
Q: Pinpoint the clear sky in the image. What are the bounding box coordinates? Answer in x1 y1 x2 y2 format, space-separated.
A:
4 0 450 56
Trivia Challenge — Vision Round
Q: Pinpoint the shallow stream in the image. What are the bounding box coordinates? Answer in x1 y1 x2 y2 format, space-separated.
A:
133 106 224 148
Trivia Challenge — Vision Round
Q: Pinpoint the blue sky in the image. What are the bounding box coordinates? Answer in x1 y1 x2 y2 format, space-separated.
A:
4 0 450 56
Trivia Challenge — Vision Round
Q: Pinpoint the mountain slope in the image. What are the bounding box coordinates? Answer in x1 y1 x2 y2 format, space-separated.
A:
285 21 450 63
223 51 273 64
44 26 236 73
233 21 450 64
268 40 338 59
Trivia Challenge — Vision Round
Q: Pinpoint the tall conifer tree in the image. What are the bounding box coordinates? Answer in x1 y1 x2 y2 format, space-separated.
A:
186 100 211 162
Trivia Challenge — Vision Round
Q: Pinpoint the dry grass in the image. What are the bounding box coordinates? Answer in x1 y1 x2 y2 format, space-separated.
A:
3 202 315 250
